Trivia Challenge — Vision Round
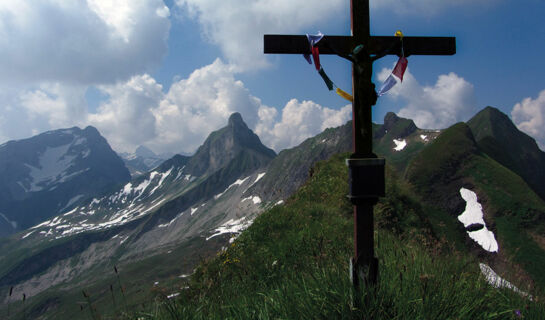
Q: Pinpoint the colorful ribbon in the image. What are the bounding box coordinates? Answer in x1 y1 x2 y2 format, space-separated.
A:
303 32 324 66
336 88 353 102
378 30 408 97
318 68 334 90
303 32 353 102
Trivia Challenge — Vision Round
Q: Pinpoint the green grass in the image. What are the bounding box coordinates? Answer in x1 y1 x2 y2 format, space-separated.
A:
128 153 544 319
464 154 545 289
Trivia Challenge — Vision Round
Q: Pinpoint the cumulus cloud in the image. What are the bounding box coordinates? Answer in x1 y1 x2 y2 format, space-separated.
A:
6 59 343 154
377 67 477 129
511 90 545 149
87 74 164 151
175 0 345 71
0 0 170 85
255 100 351 151
20 84 88 129
370 0 497 15
149 59 264 153
1 58 349 154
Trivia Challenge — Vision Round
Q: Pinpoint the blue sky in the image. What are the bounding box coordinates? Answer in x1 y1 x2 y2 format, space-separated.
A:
0 0 544 154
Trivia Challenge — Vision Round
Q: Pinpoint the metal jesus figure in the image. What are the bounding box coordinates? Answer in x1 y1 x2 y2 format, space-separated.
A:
264 0 455 288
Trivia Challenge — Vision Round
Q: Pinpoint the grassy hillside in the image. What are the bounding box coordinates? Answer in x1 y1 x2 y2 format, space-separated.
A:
132 153 543 319
406 121 545 290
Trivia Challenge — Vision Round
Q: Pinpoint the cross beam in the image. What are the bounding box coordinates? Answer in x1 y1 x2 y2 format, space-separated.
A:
264 35 455 56
263 0 455 290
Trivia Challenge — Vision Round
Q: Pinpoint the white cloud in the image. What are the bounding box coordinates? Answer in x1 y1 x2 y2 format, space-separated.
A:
511 89 545 149
149 59 264 153
0 0 170 85
255 99 351 151
175 0 345 71
20 83 88 130
87 74 164 151
377 67 477 129
1 59 349 154
370 0 497 15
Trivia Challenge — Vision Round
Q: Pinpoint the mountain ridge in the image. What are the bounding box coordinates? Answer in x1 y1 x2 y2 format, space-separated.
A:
2 107 545 319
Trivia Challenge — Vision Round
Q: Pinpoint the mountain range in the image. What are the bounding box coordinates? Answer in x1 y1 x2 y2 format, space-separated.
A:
0 107 544 319
118 145 176 178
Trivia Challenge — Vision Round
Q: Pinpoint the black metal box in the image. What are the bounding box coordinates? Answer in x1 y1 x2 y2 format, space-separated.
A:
346 158 385 202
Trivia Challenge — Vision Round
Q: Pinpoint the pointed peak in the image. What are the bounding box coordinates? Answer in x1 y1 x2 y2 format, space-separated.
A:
376 112 417 139
473 106 508 120
135 145 157 158
228 112 246 128
384 112 400 123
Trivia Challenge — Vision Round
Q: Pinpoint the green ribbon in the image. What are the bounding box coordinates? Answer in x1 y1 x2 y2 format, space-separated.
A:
318 67 334 91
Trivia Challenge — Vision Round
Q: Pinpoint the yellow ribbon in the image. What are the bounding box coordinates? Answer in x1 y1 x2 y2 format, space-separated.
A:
336 88 353 102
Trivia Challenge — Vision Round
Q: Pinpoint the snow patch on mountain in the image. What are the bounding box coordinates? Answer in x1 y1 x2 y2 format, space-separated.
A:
174 166 185 180
0 212 17 229
393 139 407 151
458 188 498 252
215 176 251 200
113 168 173 203
479 263 531 299
59 194 85 213
241 196 261 204
254 172 266 184
158 212 185 228
23 143 79 192
191 207 198 216
206 216 254 241
420 135 428 141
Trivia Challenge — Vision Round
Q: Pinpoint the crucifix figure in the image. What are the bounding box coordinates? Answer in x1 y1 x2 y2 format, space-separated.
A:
264 0 455 288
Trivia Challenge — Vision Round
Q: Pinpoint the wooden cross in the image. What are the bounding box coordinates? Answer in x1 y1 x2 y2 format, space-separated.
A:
264 0 455 288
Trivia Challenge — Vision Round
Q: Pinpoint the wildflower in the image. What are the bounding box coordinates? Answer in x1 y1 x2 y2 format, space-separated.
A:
514 310 522 317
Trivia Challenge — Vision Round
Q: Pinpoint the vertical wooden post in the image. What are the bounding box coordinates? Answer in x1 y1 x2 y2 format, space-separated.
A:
349 0 379 289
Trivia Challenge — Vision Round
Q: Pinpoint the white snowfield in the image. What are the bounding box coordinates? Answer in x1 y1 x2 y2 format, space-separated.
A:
393 139 407 151
458 188 498 252
479 263 532 299
22 143 84 192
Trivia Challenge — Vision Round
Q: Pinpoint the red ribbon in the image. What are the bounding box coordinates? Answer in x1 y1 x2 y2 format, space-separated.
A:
311 46 321 71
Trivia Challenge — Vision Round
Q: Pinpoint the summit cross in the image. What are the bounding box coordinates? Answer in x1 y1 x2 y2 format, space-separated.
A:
263 0 456 288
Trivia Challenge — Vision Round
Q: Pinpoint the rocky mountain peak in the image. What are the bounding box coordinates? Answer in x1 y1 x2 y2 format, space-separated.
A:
468 106 545 200
185 113 275 177
375 112 418 139
0 126 130 236
135 145 157 158
228 112 246 129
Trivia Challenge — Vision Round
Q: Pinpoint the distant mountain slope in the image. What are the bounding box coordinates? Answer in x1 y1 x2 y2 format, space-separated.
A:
373 112 441 174
0 113 277 312
467 106 545 200
0 126 130 236
119 146 179 178
251 121 352 203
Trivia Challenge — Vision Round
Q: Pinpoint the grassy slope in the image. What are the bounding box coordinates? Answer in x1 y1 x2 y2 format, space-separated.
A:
406 122 545 290
138 153 543 319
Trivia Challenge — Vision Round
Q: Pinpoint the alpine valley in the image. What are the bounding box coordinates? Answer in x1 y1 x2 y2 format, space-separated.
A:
1 108 544 319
